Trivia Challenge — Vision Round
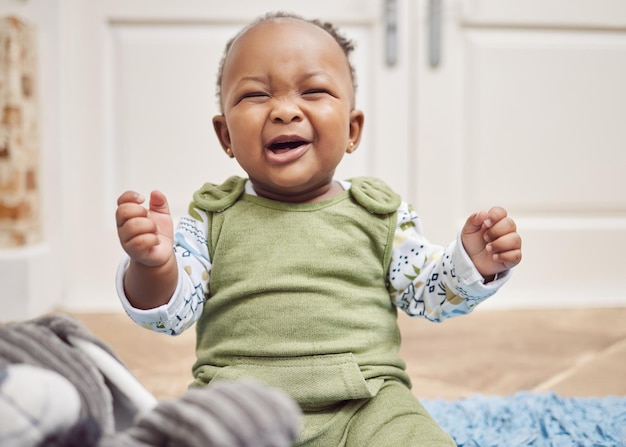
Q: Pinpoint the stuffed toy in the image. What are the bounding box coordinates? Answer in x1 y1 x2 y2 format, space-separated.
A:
0 313 301 447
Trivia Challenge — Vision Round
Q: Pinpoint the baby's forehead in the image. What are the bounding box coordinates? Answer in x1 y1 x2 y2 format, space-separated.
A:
225 18 351 76
223 19 348 76
233 18 337 51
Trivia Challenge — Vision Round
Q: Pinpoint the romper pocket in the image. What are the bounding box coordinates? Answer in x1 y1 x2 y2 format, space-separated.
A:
211 352 383 405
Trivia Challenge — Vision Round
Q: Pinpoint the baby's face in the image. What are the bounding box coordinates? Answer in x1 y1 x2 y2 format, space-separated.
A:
213 19 363 202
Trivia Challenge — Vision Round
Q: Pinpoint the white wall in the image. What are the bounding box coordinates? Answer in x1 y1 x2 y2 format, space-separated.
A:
0 0 64 321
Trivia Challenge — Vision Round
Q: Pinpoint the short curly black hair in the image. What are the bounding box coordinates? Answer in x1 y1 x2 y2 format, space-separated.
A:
215 11 357 109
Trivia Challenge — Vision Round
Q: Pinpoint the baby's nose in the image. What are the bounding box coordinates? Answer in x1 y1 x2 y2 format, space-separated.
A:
270 98 303 123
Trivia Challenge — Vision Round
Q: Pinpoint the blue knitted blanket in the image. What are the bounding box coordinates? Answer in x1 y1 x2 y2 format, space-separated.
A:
422 392 626 446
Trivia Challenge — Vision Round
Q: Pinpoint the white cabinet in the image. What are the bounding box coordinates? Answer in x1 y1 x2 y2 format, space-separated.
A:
411 0 626 307
1 0 625 318
58 0 410 310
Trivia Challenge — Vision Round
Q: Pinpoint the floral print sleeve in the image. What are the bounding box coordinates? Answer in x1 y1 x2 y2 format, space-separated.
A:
116 210 211 335
388 202 510 321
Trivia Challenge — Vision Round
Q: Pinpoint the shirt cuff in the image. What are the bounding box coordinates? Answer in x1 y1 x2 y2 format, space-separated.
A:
452 232 511 293
115 255 188 326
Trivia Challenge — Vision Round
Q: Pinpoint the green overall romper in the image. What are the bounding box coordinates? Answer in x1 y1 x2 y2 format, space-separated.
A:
189 176 456 447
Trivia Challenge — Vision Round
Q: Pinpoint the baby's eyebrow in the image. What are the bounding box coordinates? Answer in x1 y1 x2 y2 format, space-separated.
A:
298 70 333 81
237 75 270 84
233 72 334 90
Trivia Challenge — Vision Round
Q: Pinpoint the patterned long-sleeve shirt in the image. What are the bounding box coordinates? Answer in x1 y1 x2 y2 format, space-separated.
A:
116 180 510 335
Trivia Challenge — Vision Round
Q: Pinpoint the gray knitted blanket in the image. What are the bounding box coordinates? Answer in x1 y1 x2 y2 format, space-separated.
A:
0 313 300 447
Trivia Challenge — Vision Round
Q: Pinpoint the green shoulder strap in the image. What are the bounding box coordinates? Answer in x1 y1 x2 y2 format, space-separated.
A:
190 176 247 216
349 177 401 214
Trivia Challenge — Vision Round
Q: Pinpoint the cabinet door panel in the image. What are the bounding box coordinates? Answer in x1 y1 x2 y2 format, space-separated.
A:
413 0 626 307
60 0 412 309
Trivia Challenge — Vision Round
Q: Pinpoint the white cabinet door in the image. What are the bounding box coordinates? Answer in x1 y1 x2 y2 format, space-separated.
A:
59 0 415 310
411 0 626 307
54 0 626 311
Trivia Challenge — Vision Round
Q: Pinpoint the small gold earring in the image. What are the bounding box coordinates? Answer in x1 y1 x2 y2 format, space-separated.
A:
348 141 355 150
225 147 233 157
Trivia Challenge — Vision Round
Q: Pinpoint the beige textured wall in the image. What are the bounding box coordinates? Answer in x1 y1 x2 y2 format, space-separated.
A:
0 16 40 247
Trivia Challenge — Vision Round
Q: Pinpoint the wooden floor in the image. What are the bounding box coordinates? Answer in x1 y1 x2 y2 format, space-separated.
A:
74 307 626 401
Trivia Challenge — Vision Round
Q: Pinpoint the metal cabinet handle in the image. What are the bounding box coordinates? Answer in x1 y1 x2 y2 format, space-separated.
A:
385 0 398 66
429 0 442 67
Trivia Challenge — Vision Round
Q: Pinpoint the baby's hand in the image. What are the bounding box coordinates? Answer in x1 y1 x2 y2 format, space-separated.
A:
461 206 522 280
115 190 174 267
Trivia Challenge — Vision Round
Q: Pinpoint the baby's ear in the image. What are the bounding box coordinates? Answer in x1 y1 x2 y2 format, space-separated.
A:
212 115 233 157
0 365 83 447
348 109 365 152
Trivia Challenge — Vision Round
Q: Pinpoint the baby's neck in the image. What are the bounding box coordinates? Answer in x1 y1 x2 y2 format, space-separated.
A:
246 180 345 203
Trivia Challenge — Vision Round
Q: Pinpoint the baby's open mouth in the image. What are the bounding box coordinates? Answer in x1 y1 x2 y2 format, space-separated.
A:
267 137 309 154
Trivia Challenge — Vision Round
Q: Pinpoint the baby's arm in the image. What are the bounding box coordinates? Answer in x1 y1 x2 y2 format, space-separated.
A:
389 203 514 321
116 208 211 335
115 190 178 309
